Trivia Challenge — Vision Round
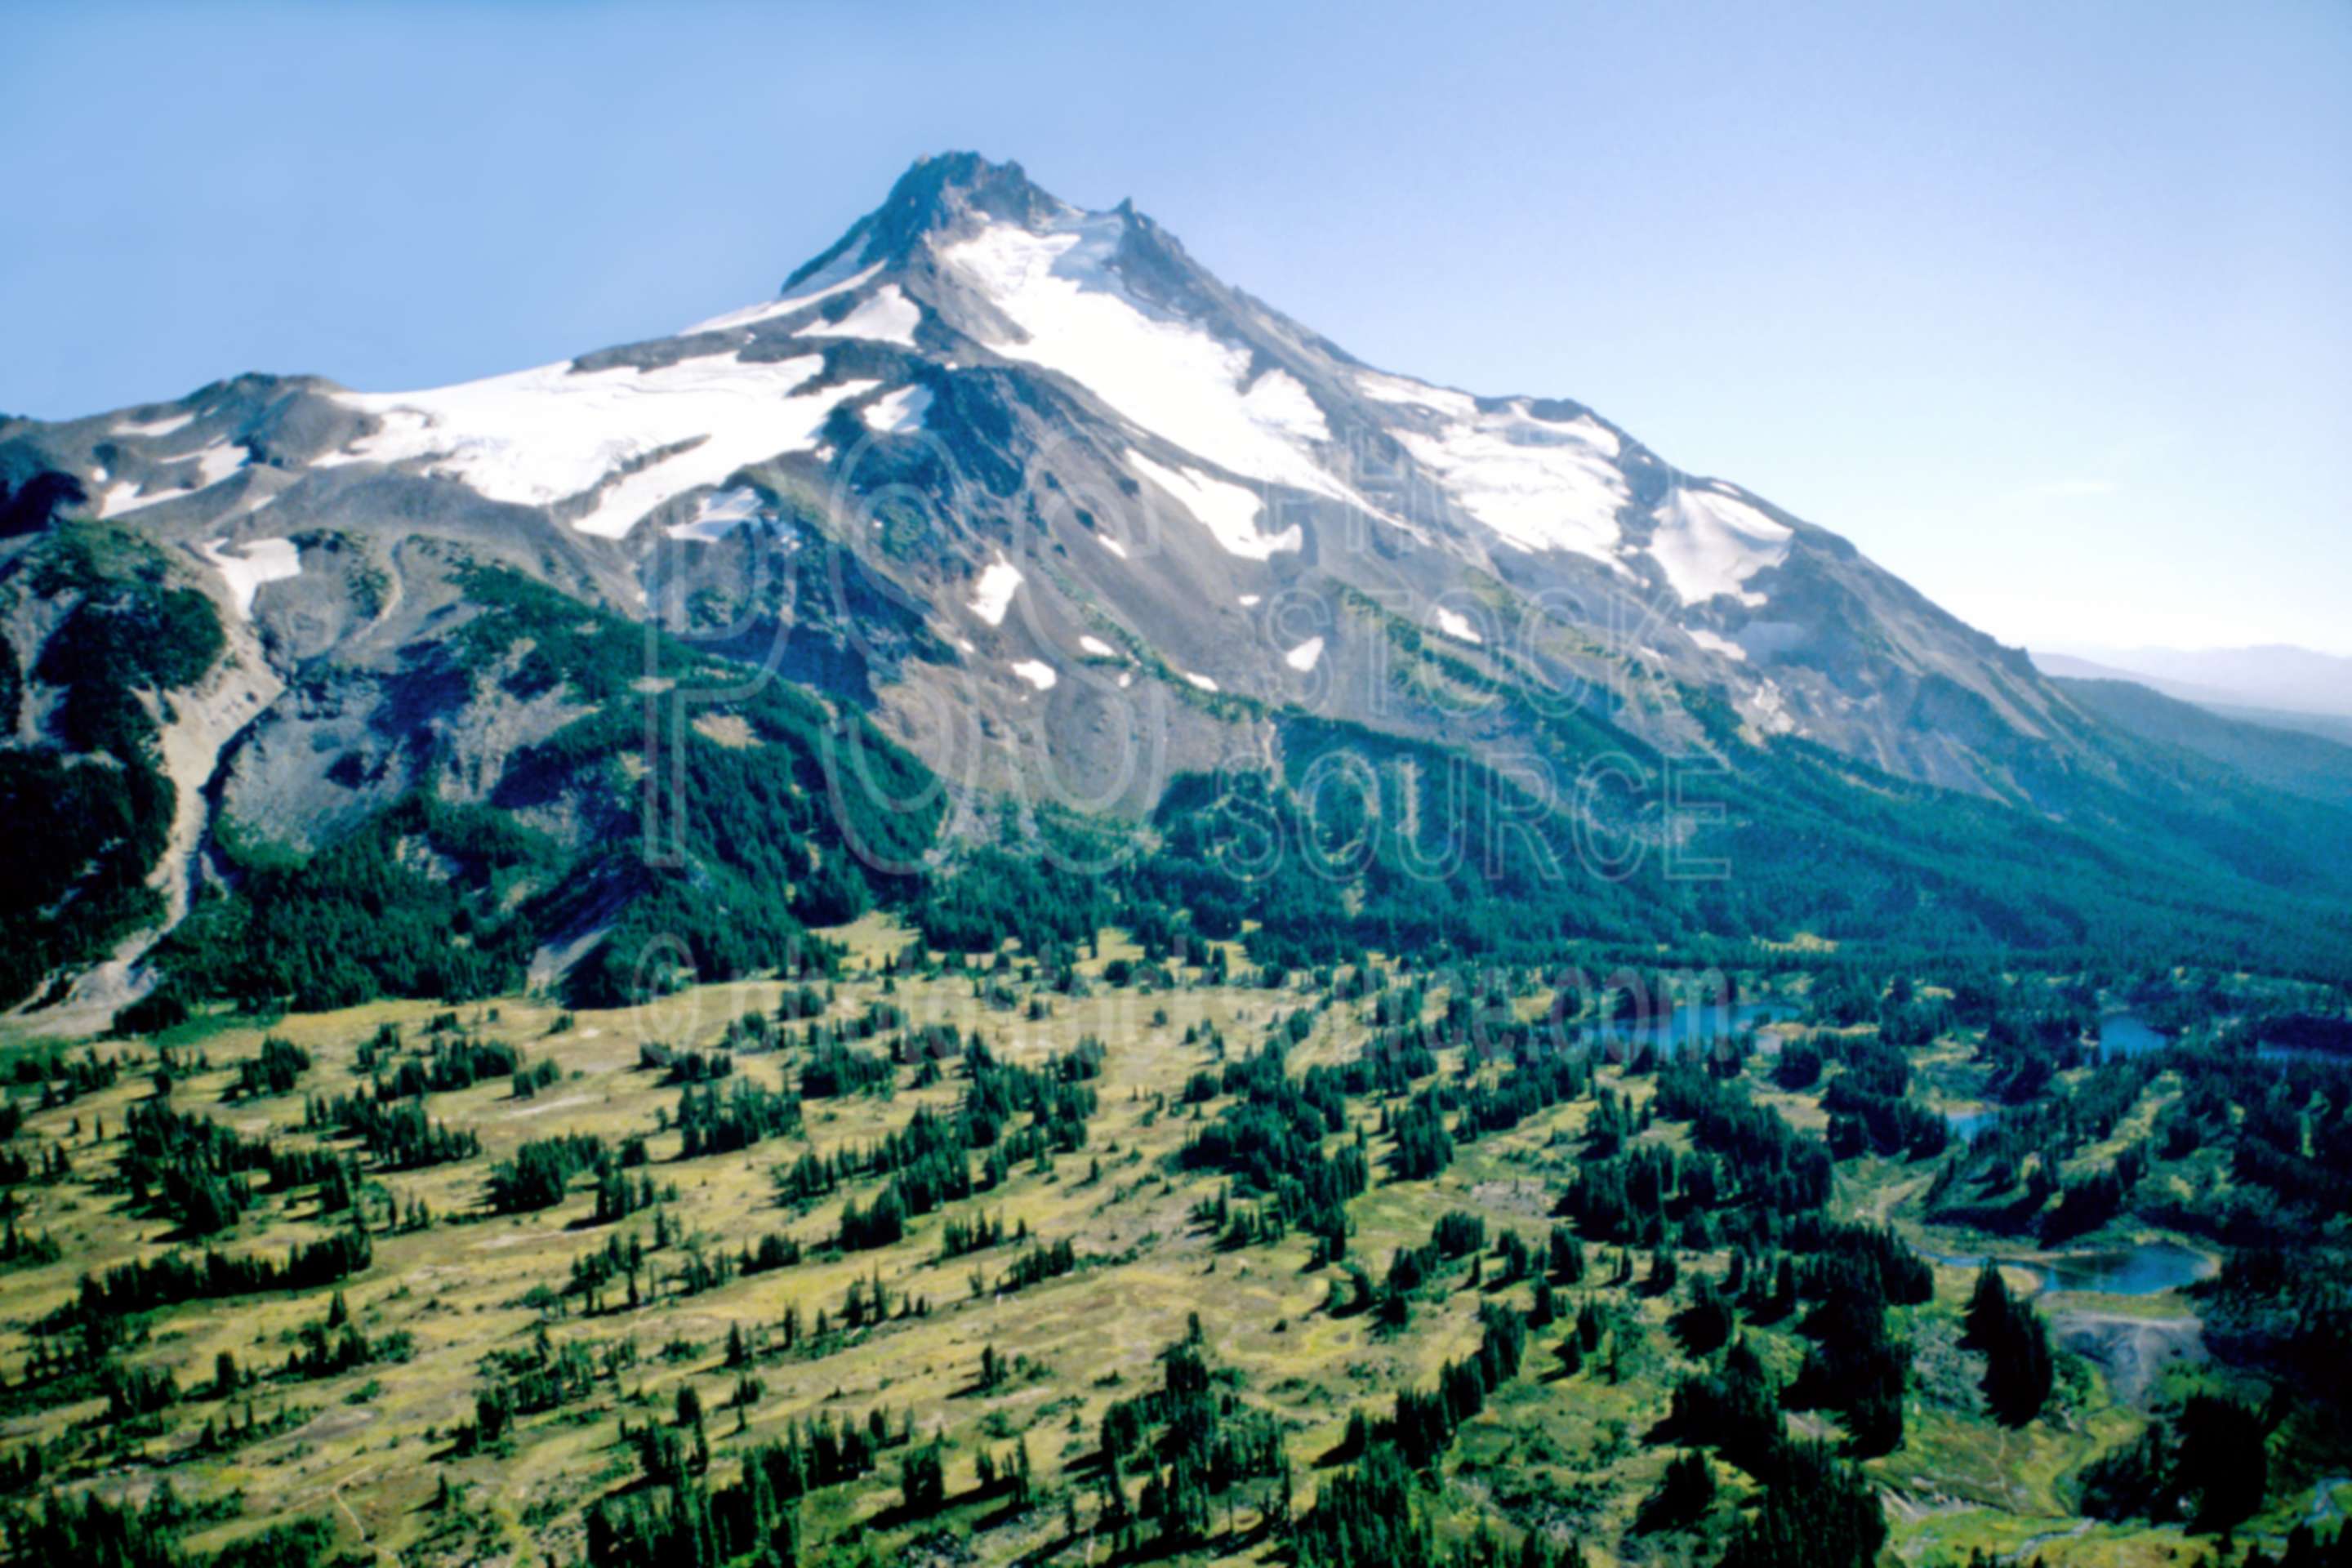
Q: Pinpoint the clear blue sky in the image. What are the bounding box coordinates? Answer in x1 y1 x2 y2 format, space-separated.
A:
5 1 2346 654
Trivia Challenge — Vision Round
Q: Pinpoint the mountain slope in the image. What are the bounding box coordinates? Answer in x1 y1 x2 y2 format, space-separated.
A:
2050 675 2352 811
3 153 2349 1018
2 154 2082 804
2038 644 2352 719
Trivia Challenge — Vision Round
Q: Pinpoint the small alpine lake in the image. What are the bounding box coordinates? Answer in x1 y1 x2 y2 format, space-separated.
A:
1928 1239 2216 1297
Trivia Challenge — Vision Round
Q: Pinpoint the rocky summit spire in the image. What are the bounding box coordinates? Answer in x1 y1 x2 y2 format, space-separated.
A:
782 152 1069 291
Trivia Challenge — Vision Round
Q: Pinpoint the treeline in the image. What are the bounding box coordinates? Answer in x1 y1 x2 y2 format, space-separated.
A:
37 511 2352 1029
157 791 545 1014
116 563 949 1016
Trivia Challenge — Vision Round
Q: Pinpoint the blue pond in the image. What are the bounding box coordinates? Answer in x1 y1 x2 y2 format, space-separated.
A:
1932 1241 2215 1297
1944 1108 1998 1143
2098 1010 2170 1059
1941 1014 2166 1137
1585 1000 1793 1058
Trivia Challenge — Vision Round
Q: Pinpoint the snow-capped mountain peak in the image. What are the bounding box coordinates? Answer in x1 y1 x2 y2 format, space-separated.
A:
3 152 2074 809
786 150 1080 289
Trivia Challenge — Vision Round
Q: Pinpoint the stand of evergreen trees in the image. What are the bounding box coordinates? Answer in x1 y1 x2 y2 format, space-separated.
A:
2076 1391 2274 1534
1962 1264 2054 1426
47 1227 372 1328
1383 1303 1528 1468
2 1485 335 1568
1092 1319 1290 1557
1178 1039 1369 1250
229 1038 310 1099
585 1406 906 1568
675 1079 801 1158
302 1091 480 1170
488 1134 605 1214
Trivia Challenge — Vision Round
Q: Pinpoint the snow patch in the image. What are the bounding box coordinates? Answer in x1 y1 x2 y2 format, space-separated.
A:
114 411 194 439
1241 369 1330 443
1432 606 1484 644
1649 488 1792 607
95 443 247 515
1096 532 1129 559
969 559 1023 626
683 261 884 335
199 537 301 617
325 352 872 539
801 284 923 348
1182 671 1220 693
1078 635 1118 658
1687 627 1748 662
1237 595 1261 608
1284 636 1325 672
1529 404 1622 457
666 486 765 541
1354 370 1477 420
194 442 245 487
1743 678 1796 734
1010 659 1058 691
862 384 931 434
942 216 1352 503
96 481 150 517
1393 399 1628 564
1129 452 1298 559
